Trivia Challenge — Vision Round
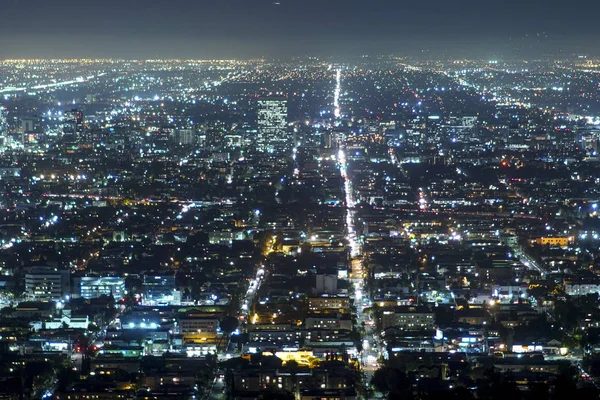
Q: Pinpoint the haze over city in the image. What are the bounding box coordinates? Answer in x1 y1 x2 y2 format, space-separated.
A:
1 0 599 58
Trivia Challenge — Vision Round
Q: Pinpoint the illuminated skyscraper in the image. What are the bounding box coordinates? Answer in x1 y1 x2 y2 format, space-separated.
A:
22 116 42 135
257 97 289 153
21 115 43 146
63 109 85 139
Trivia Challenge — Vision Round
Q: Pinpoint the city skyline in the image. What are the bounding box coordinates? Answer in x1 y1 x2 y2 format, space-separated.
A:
2 2 600 398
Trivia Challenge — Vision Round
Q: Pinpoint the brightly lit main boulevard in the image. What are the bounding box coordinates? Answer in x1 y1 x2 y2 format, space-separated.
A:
334 67 383 397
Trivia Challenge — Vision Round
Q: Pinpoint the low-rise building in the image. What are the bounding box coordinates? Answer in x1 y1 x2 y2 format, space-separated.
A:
308 296 350 312
380 306 435 331
74 275 125 300
177 316 219 336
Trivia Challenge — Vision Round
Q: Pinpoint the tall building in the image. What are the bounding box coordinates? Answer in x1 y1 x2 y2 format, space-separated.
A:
21 115 43 146
21 116 42 134
24 266 70 302
63 109 85 138
257 97 289 153
148 129 170 154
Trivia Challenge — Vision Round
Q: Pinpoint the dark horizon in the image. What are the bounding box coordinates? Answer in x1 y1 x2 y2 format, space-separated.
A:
0 0 599 59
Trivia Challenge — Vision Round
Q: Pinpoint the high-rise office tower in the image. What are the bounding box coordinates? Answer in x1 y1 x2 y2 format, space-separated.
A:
63 109 85 139
21 115 43 145
257 97 289 153
22 116 42 134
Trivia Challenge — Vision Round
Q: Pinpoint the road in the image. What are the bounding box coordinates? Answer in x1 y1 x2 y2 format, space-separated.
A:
332 66 383 397
241 266 265 325
333 67 341 118
508 245 547 276
338 147 382 399
206 372 226 400
203 265 264 400
339 149 385 397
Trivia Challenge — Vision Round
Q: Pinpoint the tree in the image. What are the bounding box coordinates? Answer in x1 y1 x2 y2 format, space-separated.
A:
261 389 295 400
527 381 549 400
0 307 15 317
371 367 414 399
24 361 57 399
56 361 79 392
220 315 239 336
552 370 576 400
371 368 390 396
221 356 249 370
451 386 476 400
476 371 522 400
299 242 312 255
351 330 363 353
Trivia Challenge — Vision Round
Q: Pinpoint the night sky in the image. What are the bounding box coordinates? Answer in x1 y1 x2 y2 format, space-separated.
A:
0 0 598 59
